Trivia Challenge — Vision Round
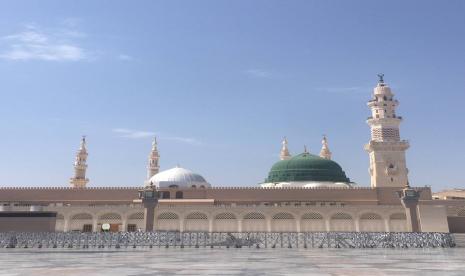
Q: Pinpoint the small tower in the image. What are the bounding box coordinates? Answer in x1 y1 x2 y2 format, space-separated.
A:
147 137 160 179
279 137 291 160
365 74 409 187
319 135 332 160
70 136 89 188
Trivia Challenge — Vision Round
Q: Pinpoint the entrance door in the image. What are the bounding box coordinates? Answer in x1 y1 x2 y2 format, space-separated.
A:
109 224 120 232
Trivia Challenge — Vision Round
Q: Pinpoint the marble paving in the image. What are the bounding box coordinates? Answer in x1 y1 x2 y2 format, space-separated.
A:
0 248 465 276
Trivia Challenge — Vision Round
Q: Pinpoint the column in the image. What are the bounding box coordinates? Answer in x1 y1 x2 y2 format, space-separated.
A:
266 219 271 232
296 219 301 233
355 219 360 232
121 219 128 232
238 219 242 233
208 219 213 233
179 219 184 233
63 218 70 232
92 219 98 232
325 219 330 232
384 219 390 232
144 204 155 232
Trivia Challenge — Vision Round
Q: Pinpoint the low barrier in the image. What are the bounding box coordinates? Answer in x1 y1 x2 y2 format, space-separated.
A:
0 231 455 249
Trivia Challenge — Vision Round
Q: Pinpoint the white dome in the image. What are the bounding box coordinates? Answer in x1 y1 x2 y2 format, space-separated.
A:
148 166 211 188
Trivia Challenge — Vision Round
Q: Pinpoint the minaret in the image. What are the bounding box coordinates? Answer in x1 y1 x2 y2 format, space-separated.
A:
147 137 160 179
279 137 291 160
364 74 409 187
70 136 89 188
319 135 332 160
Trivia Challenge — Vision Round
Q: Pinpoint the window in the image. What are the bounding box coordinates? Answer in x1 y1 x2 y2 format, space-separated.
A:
127 224 137 232
82 224 92 232
162 192 170 199
175 191 183 199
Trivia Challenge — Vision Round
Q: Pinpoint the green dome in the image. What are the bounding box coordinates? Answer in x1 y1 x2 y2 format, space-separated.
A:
265 152 350 183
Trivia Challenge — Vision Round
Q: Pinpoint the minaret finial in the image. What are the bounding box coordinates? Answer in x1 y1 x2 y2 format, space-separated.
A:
70 136 89 188
319 134 332 160
147 136 160 180
377 73 384 84
279 137 291 160
304 145 308 153
80 135 87 150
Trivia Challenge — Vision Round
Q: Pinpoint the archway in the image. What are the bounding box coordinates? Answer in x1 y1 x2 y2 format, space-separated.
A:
330 213 355 232
242 212 266 232
301 213 325 232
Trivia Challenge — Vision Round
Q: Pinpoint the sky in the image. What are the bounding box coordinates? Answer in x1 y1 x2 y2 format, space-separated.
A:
0 0 464 191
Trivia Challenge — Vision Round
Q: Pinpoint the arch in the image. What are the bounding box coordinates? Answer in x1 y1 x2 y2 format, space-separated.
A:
242 212 266 232
184 212 208 232
72 213 93 220
126 212 144 232
128 212 144 220
457 209 465 217
271 212 296 232
389 212 407 232
243 212 266 220
213 213 238 232
272 213 294 219
157 212 179 220
215 213 237 219
99 213 122 220
359 213 384 232
156 212 180 231
331 213 352 220
330 212 354 232
301 213 323 220
301 212 325 232
360 213 382 220
69 212 94 232
185 212 208 220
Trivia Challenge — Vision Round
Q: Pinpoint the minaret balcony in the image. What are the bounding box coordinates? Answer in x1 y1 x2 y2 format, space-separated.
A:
365 140 410 152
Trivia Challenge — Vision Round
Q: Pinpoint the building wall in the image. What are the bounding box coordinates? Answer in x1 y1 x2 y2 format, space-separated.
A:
4 204 409 233
418 205 449 233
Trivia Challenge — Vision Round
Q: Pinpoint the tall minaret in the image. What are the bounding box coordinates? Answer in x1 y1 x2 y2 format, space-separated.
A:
319 135 332 160
280 137 291 160
364 74 409 188
147 137 160 179
70 136 89 188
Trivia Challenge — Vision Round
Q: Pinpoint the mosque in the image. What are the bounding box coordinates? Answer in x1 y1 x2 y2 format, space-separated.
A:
1 75 464 234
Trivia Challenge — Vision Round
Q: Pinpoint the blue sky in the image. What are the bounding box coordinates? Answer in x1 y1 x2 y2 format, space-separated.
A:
0 0 464 190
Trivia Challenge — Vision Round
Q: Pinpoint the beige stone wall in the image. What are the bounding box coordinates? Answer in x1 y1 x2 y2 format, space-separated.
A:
418 205 449 233
0 186 433 206
5 204 410 233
